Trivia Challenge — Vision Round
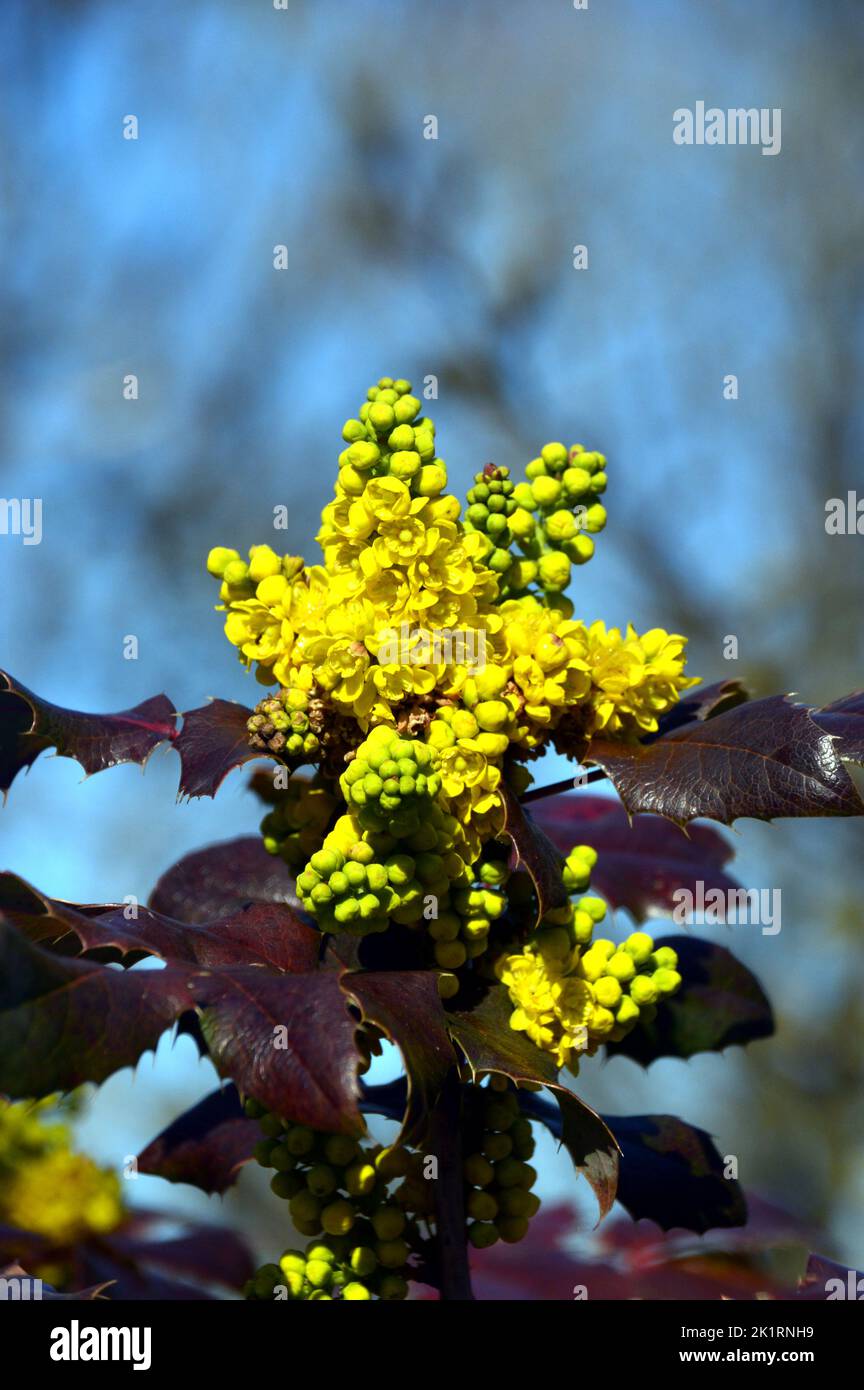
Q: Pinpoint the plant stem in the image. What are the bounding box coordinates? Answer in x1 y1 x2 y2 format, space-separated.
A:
520 767 607 803
430 1069 475 1301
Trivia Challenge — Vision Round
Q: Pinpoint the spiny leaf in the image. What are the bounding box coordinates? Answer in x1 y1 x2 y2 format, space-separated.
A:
447 983 559 1088
810 689 864 762
174 699 263 799
0 917 192 1098
149 835 299 922
606 936 774 1065
0 871 320 973
0 670 176 797
500 783 568 924
341 971 456 1146
588 694 864 827
649 677 750 740
137 1085 258 1195
190 967 364 1136
530 793 740 922
525 1095 746 1233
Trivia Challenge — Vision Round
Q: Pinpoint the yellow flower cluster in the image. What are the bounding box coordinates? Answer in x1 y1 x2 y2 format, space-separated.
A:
496 850 683 1072
207 376 697 855
0 1098 125 1246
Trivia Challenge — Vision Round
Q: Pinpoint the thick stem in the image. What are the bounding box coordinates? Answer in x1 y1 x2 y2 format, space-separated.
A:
520 767 607 804
429 1069 475 1301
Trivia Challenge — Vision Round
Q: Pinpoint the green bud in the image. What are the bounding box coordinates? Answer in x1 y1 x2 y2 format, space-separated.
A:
207 546 240 578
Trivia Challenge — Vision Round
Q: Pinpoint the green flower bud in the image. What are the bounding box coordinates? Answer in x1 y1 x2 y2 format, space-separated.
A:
541 442 569 470
349 1246 378 1277
376 1238 410 1269
653 967 682 996
321 1198 356 1236
544 509 579 543
389 449 421 479
368 401 396 434
531 476 562 508
223 559 250 587
393 394 421 424
561 466 592 499
651 946 679 971
606 951 637 984
372 1206 406 1241
207 546 240 578
615 995 641 1028
463 1152 495 1187
593 976 623 1009
581 502 607 533
630 974 659 1006
538 552 572 592
342 1281 372 1300
623 931 654 966
468 1222 499 1249
475 699 509 732
344 440 381 472
564 533 595 564
248 545 283 582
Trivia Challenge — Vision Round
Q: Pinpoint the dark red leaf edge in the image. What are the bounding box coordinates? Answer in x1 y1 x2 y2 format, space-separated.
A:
500 783 569 925
0 669 177 798
521 1093 747 1234
174 699 267 799
587 694 864 828
0 871 320 974
136 1085 258 1195
340 970 457 1148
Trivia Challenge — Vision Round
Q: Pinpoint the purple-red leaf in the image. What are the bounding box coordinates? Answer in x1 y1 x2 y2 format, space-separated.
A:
137 1085 258 1195
650 678 750 739
601 1113 747 1232
606 936 774 1065
175 699 263 799
0 872 320 973
588 694 864 827
0 670 176 797
530 794 740 922
500 783 568 925
0 918 192 1098
810 689 864 762
524 1096 746 1233
190 967 364 1136
149 835 299 922
342 971 456 1145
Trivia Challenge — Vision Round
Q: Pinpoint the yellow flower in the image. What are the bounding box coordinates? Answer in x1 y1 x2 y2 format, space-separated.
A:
497 947 594 1070
584 621 698 736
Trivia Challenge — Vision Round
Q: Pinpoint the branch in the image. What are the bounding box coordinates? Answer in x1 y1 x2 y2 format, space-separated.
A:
429 1069 474 1301
521 768 607 804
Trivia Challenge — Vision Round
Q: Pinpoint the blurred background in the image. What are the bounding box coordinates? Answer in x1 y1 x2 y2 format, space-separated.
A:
1 0 863 1284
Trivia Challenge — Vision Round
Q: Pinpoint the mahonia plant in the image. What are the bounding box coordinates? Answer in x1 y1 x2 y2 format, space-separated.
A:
1 373 863 1301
